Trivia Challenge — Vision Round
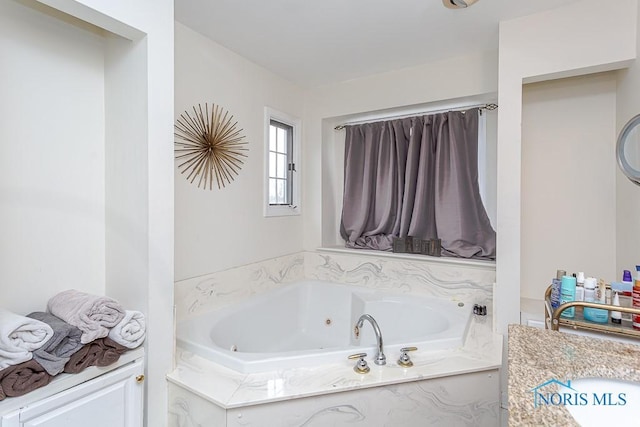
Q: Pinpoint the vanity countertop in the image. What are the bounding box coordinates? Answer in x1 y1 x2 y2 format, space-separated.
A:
508 324 640 426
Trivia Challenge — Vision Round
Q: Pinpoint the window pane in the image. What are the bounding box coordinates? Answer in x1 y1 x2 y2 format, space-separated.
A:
269 125 277 151
269 152 276 177
269 179 277 204
277 154 286 179
277 127 286 153
266 114 298 213
276 179 285 204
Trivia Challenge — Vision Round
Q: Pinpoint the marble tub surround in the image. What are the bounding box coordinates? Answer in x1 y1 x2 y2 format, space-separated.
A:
175 250 495 321
174 252 305 320
508 324 640 426
307 250 495 303
171 250 499 425
167 313 501 410
169 369 500 427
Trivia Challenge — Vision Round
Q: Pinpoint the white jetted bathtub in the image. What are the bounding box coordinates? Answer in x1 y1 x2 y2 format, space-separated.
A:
176 280 473 373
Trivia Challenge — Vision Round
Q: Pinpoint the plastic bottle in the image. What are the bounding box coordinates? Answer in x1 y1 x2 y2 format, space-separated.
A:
623 269 633 289
633 266 640 330
560 275 577 318
619 270 633 325
611 291 622 324
550 269 566 310
584 277 596 302
575 272 585 301
583 277 607 323
598 279 607 304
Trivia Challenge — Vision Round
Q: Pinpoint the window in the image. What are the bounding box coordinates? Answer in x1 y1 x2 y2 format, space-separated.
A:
269 120 293 205
264 107 300 217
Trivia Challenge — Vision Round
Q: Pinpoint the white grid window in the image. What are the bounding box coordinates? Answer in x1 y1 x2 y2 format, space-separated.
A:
268 120 293 205
264 107 300 217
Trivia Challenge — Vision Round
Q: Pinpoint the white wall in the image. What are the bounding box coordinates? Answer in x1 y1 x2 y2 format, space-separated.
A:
521 72 617 301
105 34 149 316
497 0 637 334
174 22 305 281
1 1 175 426
616 4 640 277
0 0 106 315
303 50 499 251
53 3 175 426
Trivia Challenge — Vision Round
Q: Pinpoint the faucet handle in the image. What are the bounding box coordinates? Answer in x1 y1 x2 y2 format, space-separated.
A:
348 352 370 374
397 346 418 368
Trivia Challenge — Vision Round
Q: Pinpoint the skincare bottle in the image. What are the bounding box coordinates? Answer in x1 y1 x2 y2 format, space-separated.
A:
611 291 622 324
623 269 633 289
612 270 634 326
560 275 576 318
550 269 566 310
583 277 608 323
584 277 596 302
633 266 640 330
598 279 607 304
575 272 585 301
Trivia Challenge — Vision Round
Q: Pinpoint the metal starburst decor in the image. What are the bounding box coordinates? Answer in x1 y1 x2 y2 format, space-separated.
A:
175 103 248 190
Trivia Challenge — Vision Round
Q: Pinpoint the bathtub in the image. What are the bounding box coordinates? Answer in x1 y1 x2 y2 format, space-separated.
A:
176 280 473 373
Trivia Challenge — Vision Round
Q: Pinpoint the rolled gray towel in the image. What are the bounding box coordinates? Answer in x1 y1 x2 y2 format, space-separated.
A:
47 290 125 344
26 312 83 376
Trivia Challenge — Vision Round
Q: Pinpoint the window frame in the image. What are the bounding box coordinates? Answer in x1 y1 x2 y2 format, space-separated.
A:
264 107 301 217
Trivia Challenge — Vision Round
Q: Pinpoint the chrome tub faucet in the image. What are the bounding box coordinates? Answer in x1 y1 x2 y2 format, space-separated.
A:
354 314 386 365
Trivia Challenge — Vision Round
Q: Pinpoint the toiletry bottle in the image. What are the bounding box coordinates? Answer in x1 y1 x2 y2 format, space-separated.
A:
618 270 634 325
633 266 640 330
612 291 622 324
584 277 596 303
598 279 608 305
550 269 566 310
575 272 585 301
583 277 608 323
623 269 633 290
560 275 577 318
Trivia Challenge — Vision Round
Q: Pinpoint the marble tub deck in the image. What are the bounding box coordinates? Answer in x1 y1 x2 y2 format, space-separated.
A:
167 314 502 409
508 324 640 426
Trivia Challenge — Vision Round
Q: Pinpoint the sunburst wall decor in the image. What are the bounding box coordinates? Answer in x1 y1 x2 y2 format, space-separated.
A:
175 103 248 190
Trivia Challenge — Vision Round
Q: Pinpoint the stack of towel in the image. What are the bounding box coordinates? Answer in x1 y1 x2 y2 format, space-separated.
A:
0 290 146 401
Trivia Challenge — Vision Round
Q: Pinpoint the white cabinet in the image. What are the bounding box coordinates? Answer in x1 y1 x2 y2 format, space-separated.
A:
1 360 143 427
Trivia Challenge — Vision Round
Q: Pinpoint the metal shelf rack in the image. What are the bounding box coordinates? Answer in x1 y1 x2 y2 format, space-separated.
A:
544 285 640 339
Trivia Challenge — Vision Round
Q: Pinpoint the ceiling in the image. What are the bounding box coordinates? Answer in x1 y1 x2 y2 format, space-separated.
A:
175 0 582 88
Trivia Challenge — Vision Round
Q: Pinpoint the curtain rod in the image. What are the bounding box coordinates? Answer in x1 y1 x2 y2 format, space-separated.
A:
333 103 498 131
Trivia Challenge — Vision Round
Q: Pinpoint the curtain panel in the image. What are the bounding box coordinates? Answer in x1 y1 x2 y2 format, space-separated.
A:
339 108 496 260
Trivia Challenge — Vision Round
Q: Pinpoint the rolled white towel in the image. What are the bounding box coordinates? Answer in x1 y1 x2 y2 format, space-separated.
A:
47 290 125 344
107 310 145 349
0 308 54 370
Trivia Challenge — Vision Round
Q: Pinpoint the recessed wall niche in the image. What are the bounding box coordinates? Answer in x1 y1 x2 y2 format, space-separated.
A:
0 0 149 318
520 72 617 303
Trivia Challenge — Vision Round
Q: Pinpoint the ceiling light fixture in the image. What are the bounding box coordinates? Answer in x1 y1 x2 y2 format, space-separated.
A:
443 0 479 9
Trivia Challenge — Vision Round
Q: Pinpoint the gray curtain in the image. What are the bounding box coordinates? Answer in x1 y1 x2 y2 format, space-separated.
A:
339 108 496 260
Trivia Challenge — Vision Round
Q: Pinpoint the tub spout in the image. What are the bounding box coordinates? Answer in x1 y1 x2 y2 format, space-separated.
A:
354 314 386 365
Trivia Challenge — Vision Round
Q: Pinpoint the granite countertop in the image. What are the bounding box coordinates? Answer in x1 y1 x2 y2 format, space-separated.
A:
508 324 640 426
